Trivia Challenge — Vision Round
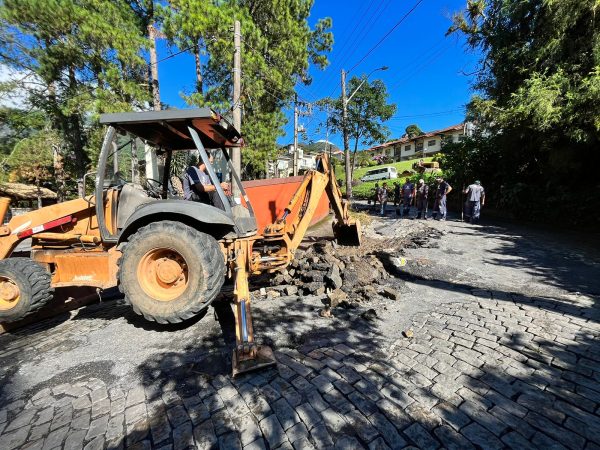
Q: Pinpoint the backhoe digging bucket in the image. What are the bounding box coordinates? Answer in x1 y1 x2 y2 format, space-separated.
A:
333 219 362 246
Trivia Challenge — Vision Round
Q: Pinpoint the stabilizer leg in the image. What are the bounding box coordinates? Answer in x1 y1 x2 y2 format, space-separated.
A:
231 241 277 377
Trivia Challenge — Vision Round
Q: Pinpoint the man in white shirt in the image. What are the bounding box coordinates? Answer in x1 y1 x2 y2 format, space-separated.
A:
464 180 485 224
182 154 230 209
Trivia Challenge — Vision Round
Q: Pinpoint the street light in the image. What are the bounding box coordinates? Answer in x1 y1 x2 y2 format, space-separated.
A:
341 66 388 199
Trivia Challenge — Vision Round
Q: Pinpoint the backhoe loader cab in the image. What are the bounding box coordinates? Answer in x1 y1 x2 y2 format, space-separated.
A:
0 108 360 375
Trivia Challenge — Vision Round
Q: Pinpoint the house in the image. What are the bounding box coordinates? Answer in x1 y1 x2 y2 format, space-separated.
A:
365 122 475 162
269 145 319 178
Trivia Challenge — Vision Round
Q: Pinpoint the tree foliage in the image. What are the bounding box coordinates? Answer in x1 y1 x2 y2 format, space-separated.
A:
0 0 150 189
323 76 396 171
447 0 600 224
161 0 333 179
405 124 423 138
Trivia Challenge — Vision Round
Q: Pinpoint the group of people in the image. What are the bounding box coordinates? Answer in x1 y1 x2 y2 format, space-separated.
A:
372 177 485 223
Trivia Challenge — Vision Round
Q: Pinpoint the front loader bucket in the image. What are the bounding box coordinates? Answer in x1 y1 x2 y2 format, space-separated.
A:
333 219 362 246
232 345 277 377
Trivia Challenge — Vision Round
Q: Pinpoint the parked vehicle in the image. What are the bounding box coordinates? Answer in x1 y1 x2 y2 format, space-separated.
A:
360 166 398 182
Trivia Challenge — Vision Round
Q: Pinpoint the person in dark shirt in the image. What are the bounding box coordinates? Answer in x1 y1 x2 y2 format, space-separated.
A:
182 154 230 208
402 179 415 217
393 182 401 216
432 177 452 220
379 182 389 216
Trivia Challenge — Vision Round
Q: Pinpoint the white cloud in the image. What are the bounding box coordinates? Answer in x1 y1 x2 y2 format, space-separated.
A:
0 64 42 109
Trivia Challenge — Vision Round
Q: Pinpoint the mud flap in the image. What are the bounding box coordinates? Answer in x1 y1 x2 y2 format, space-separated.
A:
333 219 361 246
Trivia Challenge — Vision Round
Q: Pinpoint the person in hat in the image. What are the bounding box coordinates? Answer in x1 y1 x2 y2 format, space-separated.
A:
464 180 485 223
432 176 452 220
415 178 429 219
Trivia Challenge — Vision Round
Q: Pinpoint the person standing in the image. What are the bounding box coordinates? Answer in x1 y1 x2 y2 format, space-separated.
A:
393 181 401 216
432 176 452 220
415 178 429 219
372 182 380 211
402 179 415 217
464 180 485 223
379 182 389 216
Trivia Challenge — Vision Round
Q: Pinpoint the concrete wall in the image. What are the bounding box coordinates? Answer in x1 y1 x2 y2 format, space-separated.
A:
242 176 331 232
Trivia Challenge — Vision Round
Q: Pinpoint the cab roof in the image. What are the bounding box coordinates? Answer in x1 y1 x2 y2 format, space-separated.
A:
99 108 242 150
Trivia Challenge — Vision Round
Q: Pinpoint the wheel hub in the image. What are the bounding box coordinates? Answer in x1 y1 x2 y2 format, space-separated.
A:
0 277 20 310
156 258 183 284
138 248 189 302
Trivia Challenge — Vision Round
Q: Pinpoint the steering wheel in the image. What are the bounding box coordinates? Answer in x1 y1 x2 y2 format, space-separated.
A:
144 178 163 198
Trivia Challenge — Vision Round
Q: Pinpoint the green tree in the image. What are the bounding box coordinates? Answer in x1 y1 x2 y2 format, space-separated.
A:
447 0 600 224
0 0 150 195
323 76 396 174
160 0 333 179
405 124 423 138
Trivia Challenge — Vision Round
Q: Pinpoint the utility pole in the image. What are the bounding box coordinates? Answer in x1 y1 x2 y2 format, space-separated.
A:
341 69 351 199
293 93 299 176
232 20 242 196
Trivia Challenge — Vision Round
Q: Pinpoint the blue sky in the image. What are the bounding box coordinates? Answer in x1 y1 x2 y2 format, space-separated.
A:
157 0 479 150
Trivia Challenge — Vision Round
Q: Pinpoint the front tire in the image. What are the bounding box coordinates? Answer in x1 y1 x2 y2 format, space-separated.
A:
118 221 225 324
0 258 54 322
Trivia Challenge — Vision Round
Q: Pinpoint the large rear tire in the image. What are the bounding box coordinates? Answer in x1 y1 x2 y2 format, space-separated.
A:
118 221 225 324
0 258 54 322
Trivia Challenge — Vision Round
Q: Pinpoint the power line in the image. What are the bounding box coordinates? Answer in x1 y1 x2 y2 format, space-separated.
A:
347 0 426 74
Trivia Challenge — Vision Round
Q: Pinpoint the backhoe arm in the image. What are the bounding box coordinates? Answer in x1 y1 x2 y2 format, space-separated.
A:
261 153 360 267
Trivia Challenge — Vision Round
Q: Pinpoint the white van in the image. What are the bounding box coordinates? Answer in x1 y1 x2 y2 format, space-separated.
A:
360 166 398 182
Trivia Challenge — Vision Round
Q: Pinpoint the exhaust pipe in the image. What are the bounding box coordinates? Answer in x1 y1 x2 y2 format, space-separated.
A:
0 197 10 224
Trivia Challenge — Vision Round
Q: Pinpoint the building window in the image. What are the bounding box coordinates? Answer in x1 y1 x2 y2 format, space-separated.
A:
404 145 411 151
428 140 436 147
416 142 424 151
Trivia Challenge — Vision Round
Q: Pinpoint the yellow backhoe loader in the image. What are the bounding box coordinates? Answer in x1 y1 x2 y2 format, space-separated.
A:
0 109 360 375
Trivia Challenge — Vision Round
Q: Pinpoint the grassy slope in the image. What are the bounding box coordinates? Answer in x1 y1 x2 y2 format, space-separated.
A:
334 157 436 199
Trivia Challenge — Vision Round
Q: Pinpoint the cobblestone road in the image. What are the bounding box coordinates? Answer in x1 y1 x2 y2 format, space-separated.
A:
0 219 599 449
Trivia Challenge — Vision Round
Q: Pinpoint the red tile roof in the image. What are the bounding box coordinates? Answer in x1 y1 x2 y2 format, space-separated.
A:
366 123 465 152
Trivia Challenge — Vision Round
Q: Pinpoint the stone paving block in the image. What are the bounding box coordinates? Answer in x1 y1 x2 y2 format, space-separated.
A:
126 402 148 425
432 402 470 432
126 386 146 407
488 405 535 439
63 429 87 450
84 436 105 450
367 412 407 448
347 390 378 416
272 398 300 431
461 422 503 450
409 387 439 410
5 409 36 432
42 425 69 450
173 421 194 450
86 414 109 441
29 421 50 442
285 421 309 444
525 411 586 449
403 422 440 450
345 409 379 443
433 424 475 450
381 383 415 409
245 438 267 450
193 420 217 450
259 414 287 449
291 436 314 450
305 389 328 413
501 430 538 450
91 387 109 404
234 414 261 446
50 405 72 431
126 418 150 446
309 423 334 448
368 436 391 450
106 413 124 443
564 417 600 446
91 397 110 419
531 431 569 450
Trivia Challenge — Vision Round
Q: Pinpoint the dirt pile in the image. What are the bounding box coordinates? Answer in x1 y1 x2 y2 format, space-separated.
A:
252 223 444 311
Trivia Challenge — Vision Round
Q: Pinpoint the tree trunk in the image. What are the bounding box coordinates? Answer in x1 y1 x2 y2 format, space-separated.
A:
194 43 203 94
68 67 87 196
148 25 161 111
